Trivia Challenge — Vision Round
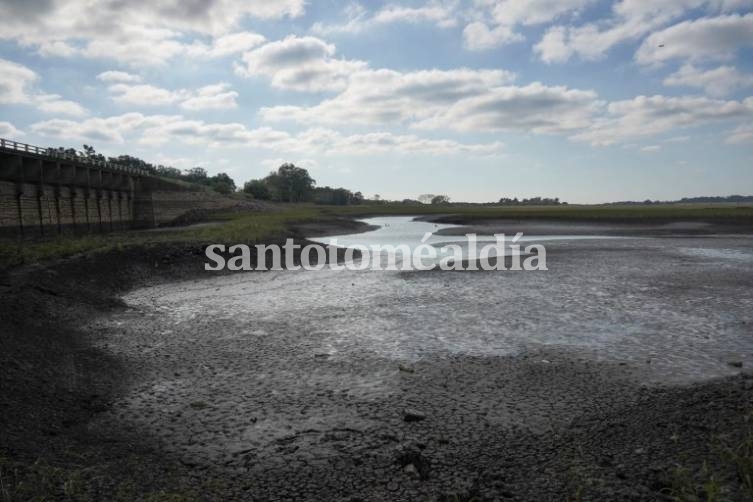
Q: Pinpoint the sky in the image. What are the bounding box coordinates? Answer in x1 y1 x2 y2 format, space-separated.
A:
0 0 752 203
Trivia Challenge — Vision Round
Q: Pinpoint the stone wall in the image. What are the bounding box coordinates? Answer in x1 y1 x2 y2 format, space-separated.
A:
0 180 134 237
0 149 245 238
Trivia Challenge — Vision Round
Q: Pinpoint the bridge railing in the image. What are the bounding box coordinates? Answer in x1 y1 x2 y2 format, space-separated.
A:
0 137 149 176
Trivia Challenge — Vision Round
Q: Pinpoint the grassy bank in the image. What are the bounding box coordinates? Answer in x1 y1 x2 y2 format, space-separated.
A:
0 207 325 269
326 202 753 223
2 202 753 269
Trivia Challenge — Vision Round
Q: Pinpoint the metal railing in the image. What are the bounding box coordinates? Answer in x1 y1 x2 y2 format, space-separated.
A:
0 137 149 176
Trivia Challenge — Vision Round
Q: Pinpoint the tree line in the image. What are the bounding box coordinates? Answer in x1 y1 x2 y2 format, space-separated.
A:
242 163 365 205
51 145 238 194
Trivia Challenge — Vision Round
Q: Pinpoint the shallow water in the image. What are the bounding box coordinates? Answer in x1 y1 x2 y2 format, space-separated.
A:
310 216 618 266
119 217 753 383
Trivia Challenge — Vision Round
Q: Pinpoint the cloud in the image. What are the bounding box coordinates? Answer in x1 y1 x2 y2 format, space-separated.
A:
30 113 177 143
0 121 23 138
107 84 186 106
464 0 596 51
102 80 238 110
180 83 239 111
726 123 753 144
186 31 266 58
28 113 503 156
260 67 519 125
640 145 661 152
0 58 38 104
0 0 303 66
312 2 456 35
534 0 746 63
462 22 523 50
235 36 368 92
33 93 88 116
260 71 599 137
636 13 753 65
663 64 753 97
97 71 143 83
0 58 87 116
572 94 753 145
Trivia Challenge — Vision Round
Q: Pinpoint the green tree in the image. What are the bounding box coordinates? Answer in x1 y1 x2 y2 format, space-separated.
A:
207 172 236 194
264 163 315 202
243 179 271 200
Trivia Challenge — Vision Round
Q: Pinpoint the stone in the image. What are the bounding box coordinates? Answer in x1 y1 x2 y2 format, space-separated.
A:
403 408 426 422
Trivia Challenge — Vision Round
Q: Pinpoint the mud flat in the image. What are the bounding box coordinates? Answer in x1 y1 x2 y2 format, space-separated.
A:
2 218 753 500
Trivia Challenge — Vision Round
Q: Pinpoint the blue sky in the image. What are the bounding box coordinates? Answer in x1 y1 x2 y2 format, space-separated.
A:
0 0 752 203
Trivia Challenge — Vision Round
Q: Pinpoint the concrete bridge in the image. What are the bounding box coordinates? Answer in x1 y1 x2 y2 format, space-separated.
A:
0 138 240 237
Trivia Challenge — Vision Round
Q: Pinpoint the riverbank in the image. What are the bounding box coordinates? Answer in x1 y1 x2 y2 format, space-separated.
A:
2 213 753 500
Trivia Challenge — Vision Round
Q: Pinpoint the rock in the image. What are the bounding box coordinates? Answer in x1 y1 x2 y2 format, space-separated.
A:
403 463 419 478
729 361 743 368
403 408 426 422
398 364 415 373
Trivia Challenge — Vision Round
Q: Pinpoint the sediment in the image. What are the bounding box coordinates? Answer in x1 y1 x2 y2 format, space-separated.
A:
1 219 753 501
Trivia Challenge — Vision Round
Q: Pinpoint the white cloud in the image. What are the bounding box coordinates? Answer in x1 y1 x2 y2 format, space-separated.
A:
260 67 518 125
464 0 596 51
534 0 746 63
260 72 599 137
29 113 503 156
0 58 87 116
235 36 368 92
312 2 456 35
102 81 238 110
462 22 523 50
0 0 303 66
0 58 38 104
572 94 753 146
30 113 178 143
186 31 266 58
0 121 23 138
640 145 661 152
414 83 601 133
663 64 753 97
636 13 753 65
180 83 239 111
726 123 753 144
482 0 595 27
107 84 185 106
97 71 143 83
33 93 88 116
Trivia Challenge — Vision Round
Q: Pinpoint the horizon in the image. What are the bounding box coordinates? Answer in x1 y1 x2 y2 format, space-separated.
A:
1 1 752 204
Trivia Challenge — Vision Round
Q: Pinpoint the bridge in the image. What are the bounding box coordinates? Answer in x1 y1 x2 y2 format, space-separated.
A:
0 138 240 237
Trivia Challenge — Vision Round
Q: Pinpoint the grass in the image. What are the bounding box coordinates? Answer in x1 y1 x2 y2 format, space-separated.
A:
2 201 752 269
667 421 753 501
327 202 753 223
0 206 324 269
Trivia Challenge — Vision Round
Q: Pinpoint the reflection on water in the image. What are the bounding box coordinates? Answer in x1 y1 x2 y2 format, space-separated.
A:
310 216 617 266
124 217 753 383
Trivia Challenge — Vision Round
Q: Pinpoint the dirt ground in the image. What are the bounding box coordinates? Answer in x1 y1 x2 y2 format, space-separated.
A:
2 218 753 501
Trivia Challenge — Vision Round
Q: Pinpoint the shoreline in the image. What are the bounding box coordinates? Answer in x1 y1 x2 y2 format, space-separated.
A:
2 214 753 500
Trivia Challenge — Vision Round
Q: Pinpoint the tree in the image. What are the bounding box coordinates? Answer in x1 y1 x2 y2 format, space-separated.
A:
265 163 315 202
431 195 450 205
243 179 271 200
207 172 236 194
418 194 435 204
183 167 208 183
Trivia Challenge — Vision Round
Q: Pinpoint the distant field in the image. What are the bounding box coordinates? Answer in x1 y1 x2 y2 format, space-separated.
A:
324 202 753 223
2 202 753 268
